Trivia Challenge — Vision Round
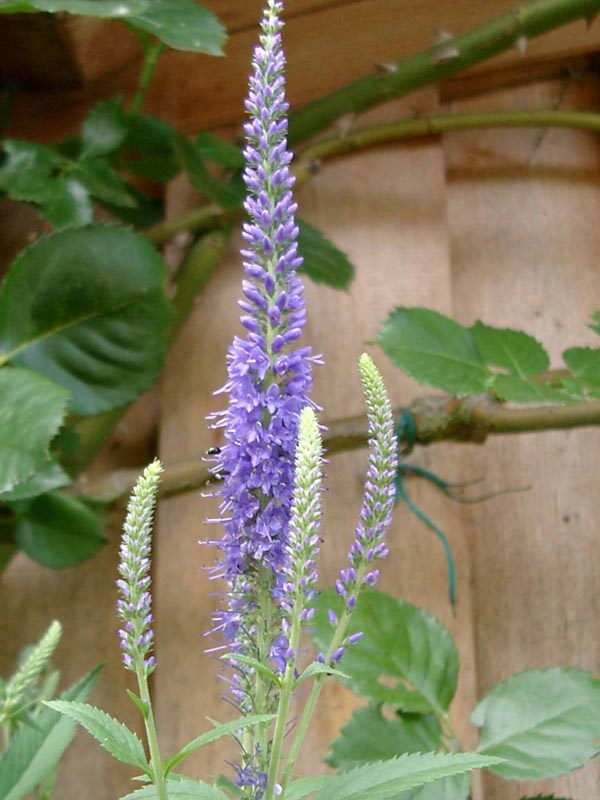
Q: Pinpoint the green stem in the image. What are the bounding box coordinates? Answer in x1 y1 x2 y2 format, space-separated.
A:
130 36 164 115
145 108 600 248
171 228 231 338
138 670 167 800
298 109 600 163
288 0 600 145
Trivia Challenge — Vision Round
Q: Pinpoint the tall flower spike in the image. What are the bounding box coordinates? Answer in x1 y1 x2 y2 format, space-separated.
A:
117 459 163 677
210 0 317 652
334 355 398 654
279 407 324 664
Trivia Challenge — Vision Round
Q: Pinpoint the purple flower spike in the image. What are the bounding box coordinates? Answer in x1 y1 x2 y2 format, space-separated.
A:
117 459 163 677
208 0 319 700
334 355 397 627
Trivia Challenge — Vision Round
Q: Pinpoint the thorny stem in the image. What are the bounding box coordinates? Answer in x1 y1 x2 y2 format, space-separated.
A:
71 389 600 505
145 109 600 248
287 0 600 144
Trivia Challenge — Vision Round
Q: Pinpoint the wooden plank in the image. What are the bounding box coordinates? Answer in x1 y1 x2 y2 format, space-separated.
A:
7 0 600 140
154 96 480 790
443 74 600 799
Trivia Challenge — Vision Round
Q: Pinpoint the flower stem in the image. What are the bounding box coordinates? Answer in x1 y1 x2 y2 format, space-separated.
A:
137 670 167 800
287 0 600 145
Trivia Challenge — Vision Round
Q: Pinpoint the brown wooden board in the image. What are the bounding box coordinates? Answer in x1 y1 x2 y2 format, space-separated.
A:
444 74 600 799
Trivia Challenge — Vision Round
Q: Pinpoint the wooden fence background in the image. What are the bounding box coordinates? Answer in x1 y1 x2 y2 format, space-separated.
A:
1 1 600 798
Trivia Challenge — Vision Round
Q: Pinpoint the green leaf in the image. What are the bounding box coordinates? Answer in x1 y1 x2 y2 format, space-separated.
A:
44 700 148 770
519 796 572 800
0 665 100 800
588 311 600 336
121 778 228 799
329 707 468 800
313 752 501 800
0 460 71 501
81 99 128 158
0 0 149 17
196 132 244 169
174 135 243 209
473 668 600 779
563 347 600 381
0 224 173 415
124 0 226 54
221 653 280 686
312 590 459 714
122 114 179 182
164 714 275 775
471 322 549 377
295 661 350 685
71 158 138 208
41 176 93 227
0 140 63 203
14 493 106 568
377 308 490 395
285 776 332 800
491 374 569 404
0 367 69 494
297 219 355 290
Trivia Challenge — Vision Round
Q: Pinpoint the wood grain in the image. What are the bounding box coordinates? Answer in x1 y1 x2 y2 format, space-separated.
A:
7 0 600 140
444 74 600 799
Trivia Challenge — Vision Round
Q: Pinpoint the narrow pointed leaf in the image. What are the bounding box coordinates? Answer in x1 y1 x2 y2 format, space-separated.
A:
121 778 229 799
473 668 600 779
285 776 332 800
0 666 100 800
329 706 469 800
164 714 275 774
314 752 501 800
312 590 458 714
44 701 148 770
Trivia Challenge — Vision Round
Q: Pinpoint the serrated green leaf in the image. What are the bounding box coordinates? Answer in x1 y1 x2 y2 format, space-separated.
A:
0 140 63 203
377 308 490 395
174 135 243 209
44 700 148 770
519 796 572 800
471 322 549 377
0 460 71 501
125 0 226 54
285 776 332 800
312 590 458 714
164 714 275 775
121 778 228 799
297 219 355 290
492 375 570 404
295 661 349 685
473 668 600 780
588 311 600 336
0 665 100 800
0 224 173 415
71 158 138 208
314 752 501 800
329 707 468 800
196 132 244 169
40 176 93 227
563 347 600 381
122 114 179 182
0 0 148 16
14 493 106 568
81 99 128 158
0 367 69 494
